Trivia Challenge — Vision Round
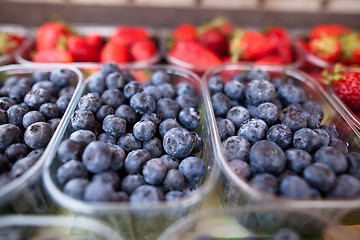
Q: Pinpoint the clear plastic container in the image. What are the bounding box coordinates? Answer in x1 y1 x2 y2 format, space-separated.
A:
15 25 162 67
0 215 124 239
42 64 220 240
158 205 357 240
0 64 84 214
202 63 360 223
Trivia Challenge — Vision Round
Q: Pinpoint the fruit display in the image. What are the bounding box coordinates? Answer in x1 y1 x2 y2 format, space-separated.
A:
0 25 27 65
16 21 161 65
166 18 296 73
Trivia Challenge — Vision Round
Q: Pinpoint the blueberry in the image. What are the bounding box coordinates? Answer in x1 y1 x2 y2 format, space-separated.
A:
24 122 54 149
143 137 164 158
143 158 167 185
245 79 276 106
9 85 30 103
247 68 270 82
327 174 360 199
159 118 181 137
280 175 313 199
78 93 102 113
56 159 88 184
101 62 121 76
226 106 250 130
63 178 89 200
281 111 307 132
293 128 320 153
272 229 301 240
0 97 16 111
207 75 224 95
224 80 245 101
82 141 111 173
0 109 7 124
285 103 303 113
304 163 336 192
133 120 156 141
7 104 29 127
277 84 306 106
163 127 194 158
0 124 22 151
87 72 106 94
285 148 312 173
314 146 348 174
105 71 126 90
238 118 268 144
0 86 11 97
165 191 184 202
179 156 206 183
178 107 200 130
117 133 142 152
49 68 75 87
249 140 286 174
115 104 139 125
32 80 58 96
93 170 121 190
100 89 125 109
112 191 129 202
156 98 180 120
176 82 195 96
71 109 94 130
141 112 161 128
23 89 51 109
158 83 176 99
160 154 180 170
124 149 151 174
230 73 247 84
98 133 117 144
84 181 115 202
0 154 9 173
56 94 72 115
314 128 330 148
33 71 50 82
121 174 146 194
222 136 251 161
123 81 142 99
95 105 114 123
39 103 60 119
250 173 278 194
346 152 360 180
59 86 75 96
144 85 162 101
129 185 164 204
329 138 348 154
216 118 235 141
5 143 29 162
320 124 339 138
303 101 323 119
27 148 45 160
69 130 96 149
90 120 102 137
266 124 292 150
102 114 126 137
211 92 230 117
130 92 156 115
57 139 82 163
182 182 200 196
228 159 251 180
122 71 136 82
151 70 171 86
163 169 185 191
305 110 321 129
108 144 125 171
175 94 198 109
10 156 38 179
190 131 203 155
255 102 278 126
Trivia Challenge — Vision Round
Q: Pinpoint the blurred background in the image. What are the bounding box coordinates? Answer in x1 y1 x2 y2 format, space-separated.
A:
0 0 359 29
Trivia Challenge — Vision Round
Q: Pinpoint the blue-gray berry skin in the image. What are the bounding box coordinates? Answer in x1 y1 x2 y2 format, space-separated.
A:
314 128 330 148
101 62 121 76
151 70 171 86
320 124 339 138
0 97 16 111
272 229 301 240
24 122 54 149
280 175 313 199
108 144 125 171
228 159 251 180
141 112 161 128
255 102 278 126
49 68 75 88
143 137 164 158
293 128 320 153
56 94 72 115
49 117 62 131
281 111 307 133
27 148 45 160
9 85 30 103
224 80 245 101
121 174 146 194
0 109 7 125
222 136 251 161
93 170 121 190
179 156 206 183
277 84 306 106
117 133 142 152
133 120 156 141
208 75 224 95
130 185 164 204
327 174 360 199
7 104 29 128
63 178 89 200
216 118 235 141
314 146 348 174
165 191 184 202
158 83 176 99
90 121 102 137
211 92 230 117
178 107 200 130
143 158 167 185
163 169 185 191
190 131 203 155
98 133 117 145
87 72 106 94
156 98 180 120
143 85 162 101
101 90 125 110
115 104 139 125
102 114 126 137
32 80 58 96
305 110 321 129
123 81 142 99
39 103 60 119
238 118 268 144
10 156 38 179
304 163 336 192
303 101 323 119
124 149 152 174
347 152 360 180
160 154 180 170
71 109 94 130
96 105 114 123
57 139 82 163
163 127 194 158
113 191 129 202
285 148 312 173
105 71 126 90
5 143 29 162
0 124 22 151
33 71 50 82
23 89 51 109
0 154 9 174
329 138 348 154
82 141 112 173
78 93 102 113
250 173 278 194
175 95 198 109
159 118 181 138
59 86 75 96
56 159 88 185
69 130 96 149
84 181 115 202
249 140 286 174
226 106 250 129
230 73 247 84
245 79 276 106
176 82 195 96
247 68 270 82
266 124 292 150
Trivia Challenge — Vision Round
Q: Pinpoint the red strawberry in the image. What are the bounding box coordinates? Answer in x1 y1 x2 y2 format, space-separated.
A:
0 33 25 55
309 24 350 40
255 55 284 65
36 22 71 51
85 34 103 50
230 30 275 61
309 36 341 63
265 26 292 64
340 32 360 65
100 41 129 64
204 17 234 37
198 28 228 58
109 26 149 47
33 49 73 63
172 24 197 41
130 39 156 62
66 35 99 62
169 40 222 69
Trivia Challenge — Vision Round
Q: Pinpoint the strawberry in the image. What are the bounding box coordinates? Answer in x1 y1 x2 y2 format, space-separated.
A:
169 40 222 69
203 17 234 37
265 26 292 64
130 39 156 62
172 24 197 41
0 33 25 55
255 55 284 65
100 41 129 64
66 35 99 62
340 32 360 65
309 24 350 40
309 36 341 63
198 28 228 58
230 30 275 62
85 34 103 50
109 26 149 47
33 49 73 63
36 22 71 51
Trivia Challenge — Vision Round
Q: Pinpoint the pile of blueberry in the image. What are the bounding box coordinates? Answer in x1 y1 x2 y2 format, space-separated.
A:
0 68 77 186
56 63 205 204
210 68 360 199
